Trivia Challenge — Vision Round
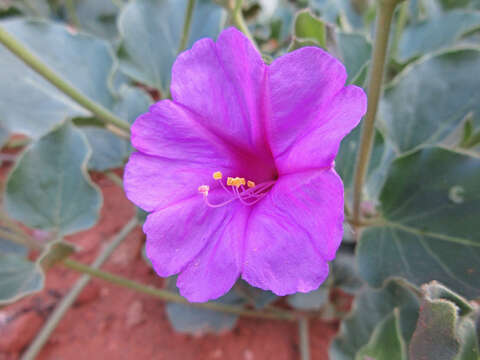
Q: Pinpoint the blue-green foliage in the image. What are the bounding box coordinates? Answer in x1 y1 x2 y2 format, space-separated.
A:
0 0 479 352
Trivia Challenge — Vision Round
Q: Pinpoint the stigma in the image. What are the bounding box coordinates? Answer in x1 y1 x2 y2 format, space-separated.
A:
198 171 274 208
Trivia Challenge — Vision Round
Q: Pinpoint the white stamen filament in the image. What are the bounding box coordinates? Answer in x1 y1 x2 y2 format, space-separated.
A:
200 174 275 208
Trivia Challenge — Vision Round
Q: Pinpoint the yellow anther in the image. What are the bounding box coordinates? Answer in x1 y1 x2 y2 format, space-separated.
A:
198 185 210 195
227 177 234 186
230 177 245 187
247 180 255 188
212 171 223 180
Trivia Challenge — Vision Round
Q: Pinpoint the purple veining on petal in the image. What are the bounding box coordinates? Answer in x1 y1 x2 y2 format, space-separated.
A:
124 27 367 302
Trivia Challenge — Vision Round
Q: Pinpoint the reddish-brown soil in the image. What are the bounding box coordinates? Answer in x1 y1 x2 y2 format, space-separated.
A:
0 162 341 360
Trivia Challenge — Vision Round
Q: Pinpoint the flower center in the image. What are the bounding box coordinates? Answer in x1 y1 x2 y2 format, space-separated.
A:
198 171 275 208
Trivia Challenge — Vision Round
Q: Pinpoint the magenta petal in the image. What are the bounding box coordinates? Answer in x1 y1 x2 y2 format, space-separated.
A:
170 27 267 153
124 28 367 303
124 152 233 212
144 193 239 280
267 47 366 173
274 85 367 173
131 99 236 165
242 169 344 295
176 203 250 302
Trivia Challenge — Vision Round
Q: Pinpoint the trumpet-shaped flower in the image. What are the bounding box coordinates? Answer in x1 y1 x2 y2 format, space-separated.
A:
124 28 367 302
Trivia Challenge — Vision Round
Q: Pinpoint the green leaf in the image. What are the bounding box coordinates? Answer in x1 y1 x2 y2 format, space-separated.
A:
438 0 480 11
117 0 225 93
293 9 327 48
166 278 245 334
457 115 480 151
234 280 277 309
460 115 475 148
335 32 371 85
267 0 297 43
141 243 152 267
5 122 102 235
82 86 151 171
113 86 152 124
336 126 395 203
357 309 408 360
137 208 148 224
380 49 480 154
287 250 363 311
331 279 420 360
0 252 44 304
410 299 460 359
0 233 27 257
75 0 120 41
331 252 364 294
8 0 51 17
287 284 329 310
456 318 480 360
357 147 480 299
398 10 480 62
0 237 43 304
408 281 479 360
423 281 473 316
310 0 367 30
39 241 76 270
0 122 10 149
336 126 383 191
0 19 116 139
82 127 128 171
287 37 319 52
409 282 479 360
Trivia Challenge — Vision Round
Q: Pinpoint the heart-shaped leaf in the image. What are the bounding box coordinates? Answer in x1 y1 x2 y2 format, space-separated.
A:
380 49 480 154
398 10 480 62
166 277 246 335
117 0 225 92
409 282 479 360
0 236 43 304
331 279 420 360
5 122 102 235
357 147 480 299
0 19 116 139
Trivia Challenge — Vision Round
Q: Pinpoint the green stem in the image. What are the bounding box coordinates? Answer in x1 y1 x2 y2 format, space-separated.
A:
352 0 403 228
0 228 42 251
299 317 311 360
110 0 124 8
0 210 44 251
65 0 81 28
0 25 131 133
62 259 296 321
230 0 258 50
178 0 196 54
3 137 30 149
165 0 196 99
0 217 296 322
21 218 139 360
105 171 123 187
390 1 408 60
20 0 41 16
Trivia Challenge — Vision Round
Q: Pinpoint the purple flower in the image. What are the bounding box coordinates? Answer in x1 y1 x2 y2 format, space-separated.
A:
124 28 367 302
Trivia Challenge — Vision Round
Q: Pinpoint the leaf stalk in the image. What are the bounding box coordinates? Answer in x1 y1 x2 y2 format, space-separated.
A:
0 25 131 134
178 0 196 54
229 0 258 50
21 217 139 360
352 0 404 229
62 258 296 321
